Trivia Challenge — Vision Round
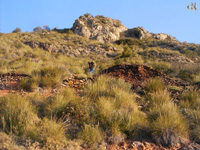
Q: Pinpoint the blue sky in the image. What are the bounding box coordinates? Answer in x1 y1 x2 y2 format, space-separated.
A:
0 0 200 44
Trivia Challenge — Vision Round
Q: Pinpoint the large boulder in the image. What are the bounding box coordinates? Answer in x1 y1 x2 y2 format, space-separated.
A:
72 14 127 42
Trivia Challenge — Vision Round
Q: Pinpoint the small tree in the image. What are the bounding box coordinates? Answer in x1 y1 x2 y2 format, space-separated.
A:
12 27 22 33
33 26 43 32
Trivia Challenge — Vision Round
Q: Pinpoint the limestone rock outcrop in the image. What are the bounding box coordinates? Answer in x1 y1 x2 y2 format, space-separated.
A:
72 14 127 42
125 27 176 41
72 14 176 42
153 33 175 40
124 27 152 39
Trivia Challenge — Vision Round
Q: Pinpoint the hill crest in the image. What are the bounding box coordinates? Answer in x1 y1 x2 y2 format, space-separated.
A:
72 14 177 42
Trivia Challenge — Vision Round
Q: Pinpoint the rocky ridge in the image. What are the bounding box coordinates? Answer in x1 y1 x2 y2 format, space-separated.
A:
72 14 177 42
125 27 176 40
24 40 119 57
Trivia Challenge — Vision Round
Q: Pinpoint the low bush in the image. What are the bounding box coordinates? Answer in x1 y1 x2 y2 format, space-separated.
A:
34 66 69 88
38 118 67 149
189 110 200 143
82 76 148 141
180 90 200 109
19 77 38 91
143 77 165 93
20 66 69 91
192 72 200 83
152 61 173 74
83 76 132 99
180 90 200 143
178 70 193 81
121 46 132 57
46 87 78 118
147 90 189 147
27 117 67 149
78 123 104 148
12 27 22 33
0 95 36 136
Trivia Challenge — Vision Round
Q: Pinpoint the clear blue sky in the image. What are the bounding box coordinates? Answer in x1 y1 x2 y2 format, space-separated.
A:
0 0 200 44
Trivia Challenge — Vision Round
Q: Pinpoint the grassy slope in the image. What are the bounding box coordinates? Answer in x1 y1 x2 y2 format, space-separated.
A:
0 30 200 149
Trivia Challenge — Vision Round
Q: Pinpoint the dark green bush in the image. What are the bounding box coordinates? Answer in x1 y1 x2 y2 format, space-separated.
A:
121 46 131 57
178 70 193 81
12 27 22 33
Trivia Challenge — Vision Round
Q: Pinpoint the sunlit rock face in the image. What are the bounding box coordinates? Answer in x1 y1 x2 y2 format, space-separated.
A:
72 14 127 42
125 27 176 41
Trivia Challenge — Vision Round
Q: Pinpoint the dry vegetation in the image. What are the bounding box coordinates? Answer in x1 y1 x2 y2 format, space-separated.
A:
0 29 200 149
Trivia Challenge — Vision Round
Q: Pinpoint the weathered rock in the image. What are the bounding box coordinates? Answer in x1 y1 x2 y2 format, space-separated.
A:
24 41 57 53
179 143 200 150
72 14 127 42
125 27 176 41
153 33 175 41
106 52 118 58
25 40 119 58
125 27 152 39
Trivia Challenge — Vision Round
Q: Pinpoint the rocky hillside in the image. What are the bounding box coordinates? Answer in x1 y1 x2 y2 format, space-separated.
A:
0 14 200 150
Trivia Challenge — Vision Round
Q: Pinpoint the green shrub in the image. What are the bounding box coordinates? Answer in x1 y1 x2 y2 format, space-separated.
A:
116 38 135 46
37 66 69 88
83 76 132 99
26 93 47 118
192 72 200 83
143 77 165 93
96 15 108 24
46 87 78 118
107 126 126 144
180 90 200 109
189 110 200 143
96 93 147 134
12 27 22 33
27 118 67 149
20 77 38 91
78 124 104 148
180 90 200 143
148 90 189 147
39 118 67 149
21 66 69 90
82 76 148 140
0 95 36 135
121 46 131 57
178 70 193 81
152 61 173 74
132 28 141 38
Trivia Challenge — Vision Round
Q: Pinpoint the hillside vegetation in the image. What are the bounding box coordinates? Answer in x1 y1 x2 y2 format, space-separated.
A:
0 14 200 149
